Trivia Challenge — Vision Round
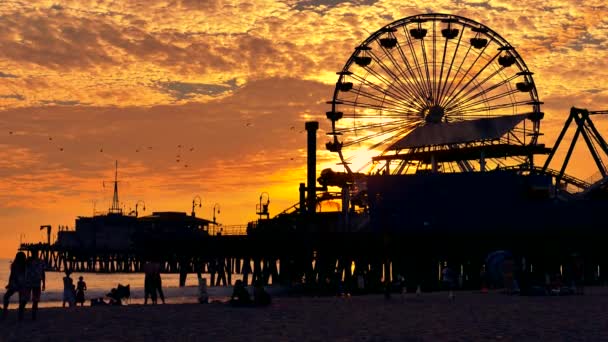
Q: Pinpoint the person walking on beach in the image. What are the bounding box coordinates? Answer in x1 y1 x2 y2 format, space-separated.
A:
25 250 46 320
62 270 76 307
76 276 87 306
154 265 166 304
144 261 157 305
2 252 28 320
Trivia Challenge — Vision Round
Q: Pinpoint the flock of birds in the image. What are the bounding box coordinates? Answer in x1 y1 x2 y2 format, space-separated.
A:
7 130 199 168
7 123 305 165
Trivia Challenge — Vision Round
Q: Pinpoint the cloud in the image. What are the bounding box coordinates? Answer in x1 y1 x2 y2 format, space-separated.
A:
39 100 83 106
155 78 240 100
0 71 18 78
0 94 25 100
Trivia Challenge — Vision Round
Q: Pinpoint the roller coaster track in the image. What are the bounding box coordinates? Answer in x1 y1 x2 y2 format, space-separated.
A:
275 192 343 217
499 165 591 191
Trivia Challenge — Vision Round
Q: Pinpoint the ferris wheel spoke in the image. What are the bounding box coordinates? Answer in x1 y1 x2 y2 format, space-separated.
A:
354 65 412 102
403 25 432 103
342 113 420 118
343 121 421 147
339 99 422 116
441 49 502 109
437 23 464 106
350 68 421 108
432 19 438 103
367 49 427 101
394 33 431 98
447 73 519 110
438 43 475 107
364 54 414 100
368 123 420 151
419 31 434 104
345 86 417 112
450 90 519 112
437 25 465 103
439 41 491 108
334 119 411 134
390 41 431 100
450 100 528 115
444 67 511 110
374 46 429 101
349 73 419 108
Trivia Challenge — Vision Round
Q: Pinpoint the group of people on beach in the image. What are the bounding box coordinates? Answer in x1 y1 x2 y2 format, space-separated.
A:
2 251 45 320
62 270 87 307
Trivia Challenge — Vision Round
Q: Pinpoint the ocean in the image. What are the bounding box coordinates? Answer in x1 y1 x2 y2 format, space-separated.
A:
0 259 243 308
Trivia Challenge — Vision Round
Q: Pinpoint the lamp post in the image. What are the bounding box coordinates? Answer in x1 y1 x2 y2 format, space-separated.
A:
213 203 220 224
257 192 270 220
192 195 202 217
135 200 146 217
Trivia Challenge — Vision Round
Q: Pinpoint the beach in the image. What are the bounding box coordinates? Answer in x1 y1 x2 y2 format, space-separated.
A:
2 288 608 341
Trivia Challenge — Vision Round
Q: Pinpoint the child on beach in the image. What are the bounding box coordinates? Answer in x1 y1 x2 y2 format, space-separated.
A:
76 276 87 306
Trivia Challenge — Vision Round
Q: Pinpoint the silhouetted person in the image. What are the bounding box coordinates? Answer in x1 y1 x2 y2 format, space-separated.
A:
197 275 209 304
107 284 130 306
76 276 87 306
144 261 157 304
230 280 251 306
216 259 227 287
154 262 165 304
253 280 271 306
25 251 46 319
2 252 27 320
63 270 76 307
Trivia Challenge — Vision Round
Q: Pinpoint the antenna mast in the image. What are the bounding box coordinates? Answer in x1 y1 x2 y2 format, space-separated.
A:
109 160 122 214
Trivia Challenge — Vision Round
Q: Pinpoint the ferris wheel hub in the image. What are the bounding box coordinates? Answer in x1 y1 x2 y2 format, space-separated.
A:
423 105 445 123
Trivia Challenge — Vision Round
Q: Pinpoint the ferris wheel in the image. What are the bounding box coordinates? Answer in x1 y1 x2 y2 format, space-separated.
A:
326 13 546 175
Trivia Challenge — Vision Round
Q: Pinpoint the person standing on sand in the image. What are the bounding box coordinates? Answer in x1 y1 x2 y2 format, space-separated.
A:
153 261 165 304
76 276 87 306
62 270 76 307
2 252 28 321
25 250 46 320
197 274 209 304
144 261 156 305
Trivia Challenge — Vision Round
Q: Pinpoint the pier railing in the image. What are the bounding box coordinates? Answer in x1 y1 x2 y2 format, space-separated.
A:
208 224 248 236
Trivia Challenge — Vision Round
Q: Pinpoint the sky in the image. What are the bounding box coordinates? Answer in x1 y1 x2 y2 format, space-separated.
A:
1 0 608 257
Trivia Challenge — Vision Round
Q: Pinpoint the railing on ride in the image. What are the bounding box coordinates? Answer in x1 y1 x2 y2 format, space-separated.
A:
207 224 248 236
275 191 343 217
500 165 591 193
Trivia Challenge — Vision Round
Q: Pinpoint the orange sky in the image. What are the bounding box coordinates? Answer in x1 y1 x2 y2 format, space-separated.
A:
1 1 608 257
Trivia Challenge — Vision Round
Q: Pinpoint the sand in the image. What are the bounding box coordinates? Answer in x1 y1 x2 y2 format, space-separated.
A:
1 288 608 341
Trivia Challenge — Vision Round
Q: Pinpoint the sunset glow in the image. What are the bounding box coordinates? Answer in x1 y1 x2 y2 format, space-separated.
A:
1 0 608 256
